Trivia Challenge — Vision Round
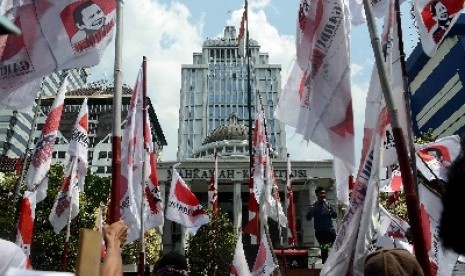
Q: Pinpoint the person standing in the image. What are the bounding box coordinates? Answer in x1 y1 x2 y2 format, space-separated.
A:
306 186 337 264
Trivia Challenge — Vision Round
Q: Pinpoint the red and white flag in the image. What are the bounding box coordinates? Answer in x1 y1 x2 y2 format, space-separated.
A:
120 67 144 243
375 205 410 249
230 233 251 276
208 152 218 213
251 231 276 276
379 169 403 193
0 1 56 110
49 157 79 234
322 2 397 273
26 76 68 203
49 98 88 233
143 113 164 232
263 155 287 228
414 0 465 57
15 190 37 269
0 0 116 110
237 4 247 58
285 154 297 247
419 184 458 276
416 135 461 182
35 0 116 70
252 107 266 203
275 0 354 166
165 164 209 235
244 177 260 243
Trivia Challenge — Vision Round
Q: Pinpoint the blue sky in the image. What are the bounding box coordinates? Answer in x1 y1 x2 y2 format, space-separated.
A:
90 0 420 163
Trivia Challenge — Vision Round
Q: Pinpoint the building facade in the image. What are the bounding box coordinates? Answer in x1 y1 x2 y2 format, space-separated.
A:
0 68 90 158
177 26 287 160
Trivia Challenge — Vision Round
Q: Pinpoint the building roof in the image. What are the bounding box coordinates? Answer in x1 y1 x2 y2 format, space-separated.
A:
202 113 249 145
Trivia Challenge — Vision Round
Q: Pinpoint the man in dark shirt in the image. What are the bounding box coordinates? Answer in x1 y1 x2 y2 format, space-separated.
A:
306 186 337 263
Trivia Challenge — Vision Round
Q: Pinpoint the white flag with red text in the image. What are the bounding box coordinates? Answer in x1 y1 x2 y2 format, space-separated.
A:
49 98 88 233
414 0 465 57
15 190 36 269
419 184 458 276
275 0 354 166
0 0 116 110
26 76 68 203
49 157 79 234
35 0 116 70
120 67 144 244
0 0 55 110
166 164 209 235
321 2 397 273
416 135 461 182
252 231 277 276
230 233 251 276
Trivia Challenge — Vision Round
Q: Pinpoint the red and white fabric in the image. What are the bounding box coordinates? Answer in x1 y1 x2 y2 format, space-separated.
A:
251 231 277 276
230 233 251 276
244 177 260 244
275 0 354 166
263 154 287 228
379 169 403 193
415 135 461 182
285 153 297 247
237 7 246 58
414 0 465 56
26 76 68 202
15 190 37 269
321 2 397 274
0 0 116 110
165 164 209 235
419 184 458 276
375 205 410 249
208 153 218 213
252 107 266 203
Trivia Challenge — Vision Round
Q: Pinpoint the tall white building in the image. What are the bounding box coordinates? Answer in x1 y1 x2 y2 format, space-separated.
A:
177 26 287 160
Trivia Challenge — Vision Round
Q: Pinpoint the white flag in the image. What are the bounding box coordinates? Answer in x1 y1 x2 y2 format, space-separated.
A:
414 0 465 56
419 184 458 276
15 190 36 269
263 155 287 228
120 67 144 244
49 157 79 234
165 164 209 235
49 98 88 233
230 233 251 276
35 0 116 70
416 135 461 181
375 205 410 249
26 76 67 202
252 107 266 203
251 232 276 276
275 0 354 166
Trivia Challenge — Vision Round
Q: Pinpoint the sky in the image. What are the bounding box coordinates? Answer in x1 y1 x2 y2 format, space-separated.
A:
89 0 420 163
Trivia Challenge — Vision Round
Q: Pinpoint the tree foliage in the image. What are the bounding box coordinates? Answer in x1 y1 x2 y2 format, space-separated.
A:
0 163 161 272
185 210 237 275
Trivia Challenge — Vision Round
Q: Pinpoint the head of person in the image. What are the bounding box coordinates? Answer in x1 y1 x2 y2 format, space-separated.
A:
73 1 105 32
364 248 424 276
431 1 449 24
315 186 326 201
152 251 189 276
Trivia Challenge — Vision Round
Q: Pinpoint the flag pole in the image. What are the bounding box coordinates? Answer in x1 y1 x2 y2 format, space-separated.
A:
362 0 432 275
109 0 124 224
138 56 148 276
245 0 252 177
61 159 77 272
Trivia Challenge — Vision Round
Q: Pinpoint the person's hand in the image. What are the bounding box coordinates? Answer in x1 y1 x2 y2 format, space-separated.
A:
103 220 128 248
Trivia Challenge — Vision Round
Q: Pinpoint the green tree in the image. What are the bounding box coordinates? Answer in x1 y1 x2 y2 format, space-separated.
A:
0 163 161 271
185 210 237 275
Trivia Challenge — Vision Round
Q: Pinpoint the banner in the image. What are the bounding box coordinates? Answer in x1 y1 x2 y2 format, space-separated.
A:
230 233 251 276
251 231 276 276
414 0 465 56
15 190 37 269
275 0 354 166
165 164 209 235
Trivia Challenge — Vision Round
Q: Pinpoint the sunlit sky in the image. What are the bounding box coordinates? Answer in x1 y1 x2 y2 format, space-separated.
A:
89 0 420 163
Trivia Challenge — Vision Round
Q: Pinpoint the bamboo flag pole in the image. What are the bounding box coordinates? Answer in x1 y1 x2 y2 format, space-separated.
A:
109 0 124 224
362 0 432 275
138 56 148 276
